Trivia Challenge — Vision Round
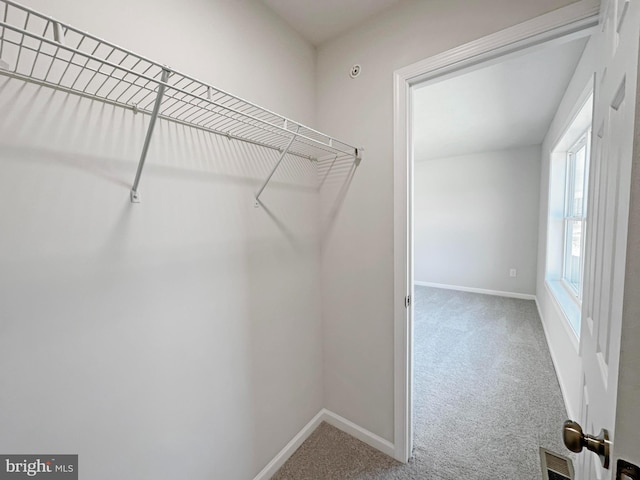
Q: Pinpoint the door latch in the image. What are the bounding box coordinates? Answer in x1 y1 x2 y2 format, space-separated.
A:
405 295 411 308
617 459 640 480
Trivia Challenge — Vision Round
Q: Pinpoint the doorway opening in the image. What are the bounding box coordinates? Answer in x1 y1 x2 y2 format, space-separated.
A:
409 36 588 477
392 2 601 470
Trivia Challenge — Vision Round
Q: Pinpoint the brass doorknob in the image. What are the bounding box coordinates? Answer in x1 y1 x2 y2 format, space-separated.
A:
563 420 611 469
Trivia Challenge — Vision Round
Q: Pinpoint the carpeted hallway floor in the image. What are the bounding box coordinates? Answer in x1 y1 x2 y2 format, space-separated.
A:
272 286 570 479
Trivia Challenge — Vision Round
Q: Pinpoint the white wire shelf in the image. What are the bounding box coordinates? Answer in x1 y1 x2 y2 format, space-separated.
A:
0 0 361 202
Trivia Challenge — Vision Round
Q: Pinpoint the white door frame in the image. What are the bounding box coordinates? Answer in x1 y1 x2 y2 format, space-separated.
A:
392 0 601 463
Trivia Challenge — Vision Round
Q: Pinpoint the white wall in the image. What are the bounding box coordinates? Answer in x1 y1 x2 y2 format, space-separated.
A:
0 1 321 479
316 0 579 443
414 146 541 295
536 36 598 419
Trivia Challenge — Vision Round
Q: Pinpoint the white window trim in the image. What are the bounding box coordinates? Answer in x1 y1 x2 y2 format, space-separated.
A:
545 90 593 340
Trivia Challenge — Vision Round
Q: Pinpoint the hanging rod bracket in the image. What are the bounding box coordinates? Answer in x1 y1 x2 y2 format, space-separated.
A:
130 67 171 203
254 127 300 207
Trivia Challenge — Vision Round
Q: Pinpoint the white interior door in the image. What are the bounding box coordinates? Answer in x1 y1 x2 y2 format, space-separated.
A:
578 1 639 478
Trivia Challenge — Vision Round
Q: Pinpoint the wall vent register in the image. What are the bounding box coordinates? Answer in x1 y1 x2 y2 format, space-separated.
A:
540 447 574 480
0 0 362 203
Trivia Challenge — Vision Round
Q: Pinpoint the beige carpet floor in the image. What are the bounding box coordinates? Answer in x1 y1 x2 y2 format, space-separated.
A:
272 287 570 479
272 422 404 480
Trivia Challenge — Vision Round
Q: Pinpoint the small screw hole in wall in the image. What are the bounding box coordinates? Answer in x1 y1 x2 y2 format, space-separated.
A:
350 64 361 78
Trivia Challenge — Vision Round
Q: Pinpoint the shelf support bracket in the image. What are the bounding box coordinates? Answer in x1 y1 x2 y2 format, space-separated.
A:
130 68 171 203
254 126 299 207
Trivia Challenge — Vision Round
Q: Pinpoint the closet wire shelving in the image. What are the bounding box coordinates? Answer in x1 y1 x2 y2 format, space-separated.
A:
0 0 361 203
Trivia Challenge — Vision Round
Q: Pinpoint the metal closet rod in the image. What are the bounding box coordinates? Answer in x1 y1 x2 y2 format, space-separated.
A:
0 0 361 203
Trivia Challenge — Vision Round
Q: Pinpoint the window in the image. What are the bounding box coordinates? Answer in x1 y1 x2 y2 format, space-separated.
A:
545 92 593 338
562 131 590 298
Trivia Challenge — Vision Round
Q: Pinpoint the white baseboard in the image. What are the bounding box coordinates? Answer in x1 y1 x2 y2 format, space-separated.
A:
252 410 325 480
253 409 395 480
414 281 536 300
321 409 395 458
535 296 576 421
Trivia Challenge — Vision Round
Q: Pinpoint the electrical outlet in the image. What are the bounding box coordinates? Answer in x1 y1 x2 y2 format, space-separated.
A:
509 268 517 278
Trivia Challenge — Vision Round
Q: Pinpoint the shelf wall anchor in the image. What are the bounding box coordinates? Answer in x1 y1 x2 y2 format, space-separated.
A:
130 68 171 203
355 147 363 166
254 126 299 207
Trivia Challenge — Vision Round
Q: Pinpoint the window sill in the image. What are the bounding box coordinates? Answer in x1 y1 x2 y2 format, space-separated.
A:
546 279 581 338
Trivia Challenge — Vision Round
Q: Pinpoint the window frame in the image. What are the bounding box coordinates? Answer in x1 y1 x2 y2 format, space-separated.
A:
561 129 591 302
545 88 593 340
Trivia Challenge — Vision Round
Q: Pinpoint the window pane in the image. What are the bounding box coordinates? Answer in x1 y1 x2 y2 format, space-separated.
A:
564 219 583 294
572 145 586 216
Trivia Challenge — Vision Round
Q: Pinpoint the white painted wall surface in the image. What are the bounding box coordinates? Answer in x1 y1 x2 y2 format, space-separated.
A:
0 1 320 479
414 146 541 295
536 36 598 420
316 0 579 443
